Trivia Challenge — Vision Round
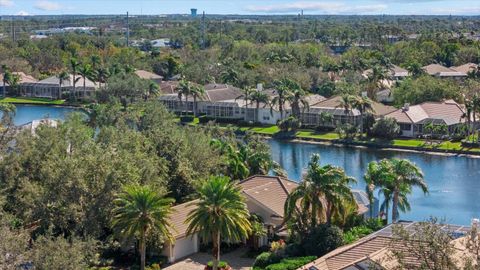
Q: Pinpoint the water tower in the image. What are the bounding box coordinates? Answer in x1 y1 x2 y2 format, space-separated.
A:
191 8 197 17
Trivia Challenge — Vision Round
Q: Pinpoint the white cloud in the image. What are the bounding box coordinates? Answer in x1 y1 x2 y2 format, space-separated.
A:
245 1 387 14
16 10 31 16
34 0 61 11
0 0 14 7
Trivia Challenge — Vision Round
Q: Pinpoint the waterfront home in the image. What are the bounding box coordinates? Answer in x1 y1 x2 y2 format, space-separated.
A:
134 69 163 84
298 221 473 270
422 64 467 79
161 175 376 263
20 74 97 100
300 96 396 129
0 72 37 94
383 100 466 137
159 83 245 117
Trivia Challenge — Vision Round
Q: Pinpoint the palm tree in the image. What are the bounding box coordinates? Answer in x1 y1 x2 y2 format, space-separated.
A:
144 82 159 101
336 94 356 125
406 61 425 78
96 67 110 89
176 79 192 115
353 96 374 135
364 158 428 223
285 154 357 226
185 176 252 270
249 90 270 123
112 185 174 270
0 103 16 122
318 111 334 128
236 86 255 121
6 73 20 97
57 71 70 99
220 67 239 86
78 64 95 100
271 79 295 120
287 85 309 119
1 65 11 98
70 58 80 100
90 54 101 70
190 85 206 117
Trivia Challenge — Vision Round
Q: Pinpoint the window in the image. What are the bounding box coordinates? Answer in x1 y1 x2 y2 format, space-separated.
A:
400 123 412 131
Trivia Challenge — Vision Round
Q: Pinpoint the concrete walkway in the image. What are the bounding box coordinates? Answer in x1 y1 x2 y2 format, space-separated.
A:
163 248 254 270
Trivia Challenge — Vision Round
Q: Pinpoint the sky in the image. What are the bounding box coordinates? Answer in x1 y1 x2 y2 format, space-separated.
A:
1 0 480 16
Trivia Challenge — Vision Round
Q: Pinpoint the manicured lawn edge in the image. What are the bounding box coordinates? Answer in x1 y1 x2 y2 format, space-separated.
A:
235 125 480 156
0 97 66 105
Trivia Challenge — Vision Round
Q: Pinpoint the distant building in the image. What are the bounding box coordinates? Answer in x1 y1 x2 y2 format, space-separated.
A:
422 64 467 79
190 8 197 17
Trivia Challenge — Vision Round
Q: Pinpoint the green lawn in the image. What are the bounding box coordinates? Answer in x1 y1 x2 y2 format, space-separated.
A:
239 125 280 135
296 130 340 140
0 97 65 105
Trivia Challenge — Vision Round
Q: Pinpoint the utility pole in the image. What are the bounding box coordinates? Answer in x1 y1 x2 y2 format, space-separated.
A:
126 12 130 47
11 16 15 43
201 11 206 49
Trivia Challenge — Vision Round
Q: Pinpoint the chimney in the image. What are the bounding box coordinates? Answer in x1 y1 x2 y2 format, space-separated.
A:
257 83 263 92
403 103 410 111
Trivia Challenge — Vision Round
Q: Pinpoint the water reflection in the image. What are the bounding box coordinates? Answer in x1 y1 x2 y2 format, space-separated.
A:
268 139 480 225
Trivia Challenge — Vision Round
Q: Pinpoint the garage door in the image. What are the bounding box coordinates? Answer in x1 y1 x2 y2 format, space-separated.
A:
173 234 198 260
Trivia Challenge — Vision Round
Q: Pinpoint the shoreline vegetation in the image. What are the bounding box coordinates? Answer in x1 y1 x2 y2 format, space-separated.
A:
181 118 480 156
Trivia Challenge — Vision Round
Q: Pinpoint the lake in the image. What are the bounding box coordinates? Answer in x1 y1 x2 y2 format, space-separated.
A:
8 105 480 225
268 139 480 225
8 104 81 126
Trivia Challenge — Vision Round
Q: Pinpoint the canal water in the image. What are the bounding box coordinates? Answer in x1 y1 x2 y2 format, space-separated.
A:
7 105 480 225
268 139 480 225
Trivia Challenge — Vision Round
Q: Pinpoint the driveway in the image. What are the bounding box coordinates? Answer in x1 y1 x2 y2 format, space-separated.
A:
163 248 254 270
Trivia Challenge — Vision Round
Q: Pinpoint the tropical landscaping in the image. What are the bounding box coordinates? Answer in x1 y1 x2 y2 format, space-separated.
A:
2 11 480 270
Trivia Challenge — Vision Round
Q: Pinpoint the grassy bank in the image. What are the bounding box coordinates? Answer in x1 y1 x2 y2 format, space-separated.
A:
0 97 66 105
182 118 480 154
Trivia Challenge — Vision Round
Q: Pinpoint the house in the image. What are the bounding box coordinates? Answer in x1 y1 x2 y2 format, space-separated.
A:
452 63 478 75
300 96 395 129
0 72 37 95
383 100 466 137
161 175 376 263
363 65 409 80
422 64 467 79
20 74 97 99
134 70 163 84
298 221 473 270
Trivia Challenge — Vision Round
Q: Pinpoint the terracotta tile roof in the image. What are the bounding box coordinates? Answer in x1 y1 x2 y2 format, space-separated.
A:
423 64 466 77
310 96 394 117
167 200 198 238
239 175 298 217
385 100 465 125
35 74 97 88
0 72 37 86
167 176 373 240
452 63 478 74
299 222 473 270
135 70 163 80
159 81 179 95
203 84 244 102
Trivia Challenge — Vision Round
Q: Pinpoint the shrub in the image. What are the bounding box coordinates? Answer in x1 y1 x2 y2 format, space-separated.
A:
253 252 281 268
180 115 194 122
206 260 229 269
343 226 373 244
301 224 344 257
284 243 304 257
335 123 357 139
264 256 317 270
370 118 401 139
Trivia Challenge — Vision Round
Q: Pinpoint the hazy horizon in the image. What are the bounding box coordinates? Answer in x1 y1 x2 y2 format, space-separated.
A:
1 0 480 16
